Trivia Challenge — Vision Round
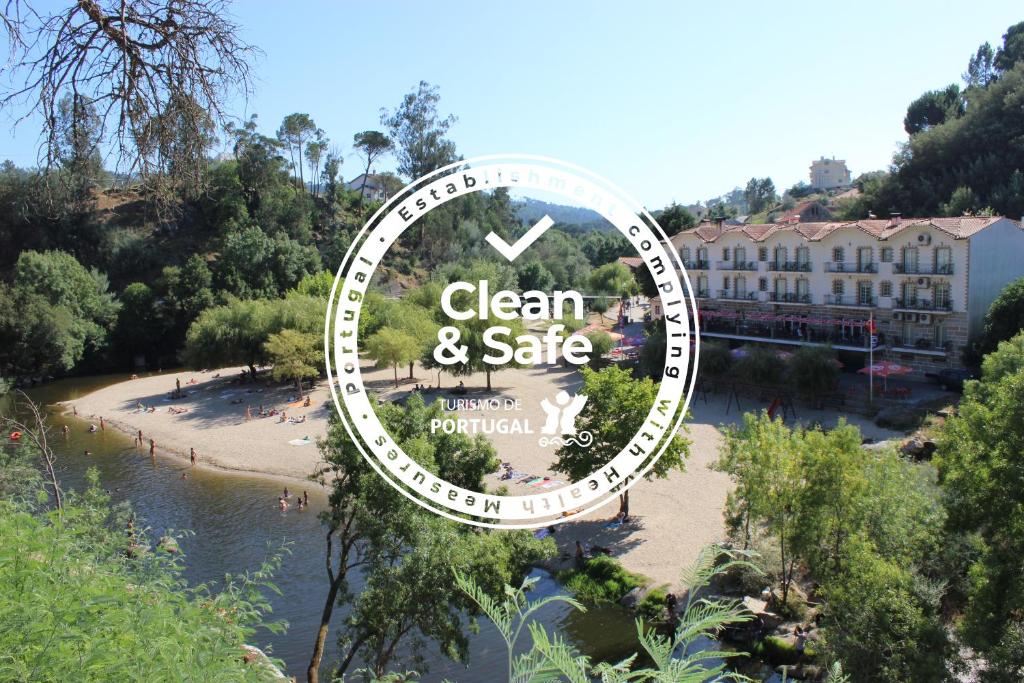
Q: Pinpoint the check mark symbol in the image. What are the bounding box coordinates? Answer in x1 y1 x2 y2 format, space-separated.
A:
485 215 554 262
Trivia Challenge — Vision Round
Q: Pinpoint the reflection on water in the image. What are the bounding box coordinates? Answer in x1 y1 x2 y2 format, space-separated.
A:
3 376 642 681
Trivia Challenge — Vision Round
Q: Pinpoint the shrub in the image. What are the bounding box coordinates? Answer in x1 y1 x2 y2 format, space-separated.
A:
789 346 840 397
558 555 646 603
636 585 670 621
755 635 801 666
732 346 785 385
699 341 732 378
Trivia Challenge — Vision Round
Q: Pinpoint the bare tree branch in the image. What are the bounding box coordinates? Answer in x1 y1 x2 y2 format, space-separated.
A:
1 0 260 194
2 391 63 511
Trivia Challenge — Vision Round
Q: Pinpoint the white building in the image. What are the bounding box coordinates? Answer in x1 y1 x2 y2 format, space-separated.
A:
809 157 852 189
671 216 1024 374
344 173 388 202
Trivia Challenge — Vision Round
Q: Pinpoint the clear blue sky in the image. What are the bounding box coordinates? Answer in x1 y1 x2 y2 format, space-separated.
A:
2 1 1021 208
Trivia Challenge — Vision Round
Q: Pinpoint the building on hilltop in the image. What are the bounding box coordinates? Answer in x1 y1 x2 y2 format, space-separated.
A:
344 173 388 202
777 200 832 224
810 157 852 189
671 215 1024 375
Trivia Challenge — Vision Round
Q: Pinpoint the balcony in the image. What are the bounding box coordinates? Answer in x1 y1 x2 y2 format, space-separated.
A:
893 298 953 312
683 259 711 270
824 294 876 307
715 260 758 271
768 261 812 272
769 292 812 304
694 288 711 298
717 289 758 301
893 263 954 275
825 262 877 273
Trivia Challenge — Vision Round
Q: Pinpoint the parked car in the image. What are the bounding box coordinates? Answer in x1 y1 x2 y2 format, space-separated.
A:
935 368 978 392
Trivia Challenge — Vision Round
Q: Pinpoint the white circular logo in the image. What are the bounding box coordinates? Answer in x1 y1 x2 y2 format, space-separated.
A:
325 154 699 528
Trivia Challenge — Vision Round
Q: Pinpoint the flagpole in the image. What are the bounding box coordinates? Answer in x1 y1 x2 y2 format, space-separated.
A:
868 311 874 406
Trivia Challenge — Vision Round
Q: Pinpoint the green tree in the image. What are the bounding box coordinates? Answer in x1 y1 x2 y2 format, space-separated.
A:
656 202 698 236
306 398 547 682
277 113 318 190
380 81 459 181
994 21 1024 72
744 177 777 214
903 84 964 135
975 276 1024 356
584 330 614 367
352 130 393 206
936 332 1024 665
964 42 997 88
822 537 953 683
553 366 689 517
365 327 421 388
264 329 320 396
788 345 840 400
2 250 119 374
112 282 162 365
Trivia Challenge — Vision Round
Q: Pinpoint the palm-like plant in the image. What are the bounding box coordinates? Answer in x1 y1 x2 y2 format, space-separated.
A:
457 545 762 682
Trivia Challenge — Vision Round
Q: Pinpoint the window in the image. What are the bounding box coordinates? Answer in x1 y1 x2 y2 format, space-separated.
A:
735 276 747 297
832 246 845 262
758 247 768 261
858 281 873 305
697 247 708 264
681 246 691 263
881 247 893 262
902 247 919 273
734 247 746 265
832 279 845 296
722 247 730 261
759 277 768 291
934 247 952 273
697 275 708 294
774 278 787 297
723 276 730 290
857 246 873 269
796 278 809 299
901 282 918 304
880 281 893 297
774 245 787 265
933 324 945 348
934 283 951 309
796 246 810 266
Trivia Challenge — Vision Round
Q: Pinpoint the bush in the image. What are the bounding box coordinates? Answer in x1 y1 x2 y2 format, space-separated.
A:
732 347 785 385
636 585 670 621
755 635 802 666
699 342 732 378
558 555 646 603
789 346 840 397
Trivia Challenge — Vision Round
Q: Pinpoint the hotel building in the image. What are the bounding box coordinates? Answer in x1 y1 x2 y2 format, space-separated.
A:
668 216 1024 374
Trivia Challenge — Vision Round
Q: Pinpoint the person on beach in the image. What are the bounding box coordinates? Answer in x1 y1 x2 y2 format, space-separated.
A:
283 487 289 499
303 490 309 507
176 377 181 395
137 429 143 446
73 406 78 417
245 405 252 421
190 448 197 466
99 417 105 431
149 438 156 457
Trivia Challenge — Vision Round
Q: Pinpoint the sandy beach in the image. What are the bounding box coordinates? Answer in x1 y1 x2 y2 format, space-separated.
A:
68 360 899 590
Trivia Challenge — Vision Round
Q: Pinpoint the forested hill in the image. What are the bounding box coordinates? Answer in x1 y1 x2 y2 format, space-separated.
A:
514 197 613 231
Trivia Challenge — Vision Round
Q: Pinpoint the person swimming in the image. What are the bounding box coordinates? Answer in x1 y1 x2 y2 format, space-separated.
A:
88 424 98 433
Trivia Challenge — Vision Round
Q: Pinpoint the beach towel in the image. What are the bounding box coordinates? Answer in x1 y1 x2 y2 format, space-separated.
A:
288 437 313 446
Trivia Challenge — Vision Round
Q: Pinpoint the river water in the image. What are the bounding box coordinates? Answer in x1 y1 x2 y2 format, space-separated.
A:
4 375 644 681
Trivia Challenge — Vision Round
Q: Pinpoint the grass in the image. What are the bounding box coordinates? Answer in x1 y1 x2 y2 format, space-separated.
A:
558 555 647 603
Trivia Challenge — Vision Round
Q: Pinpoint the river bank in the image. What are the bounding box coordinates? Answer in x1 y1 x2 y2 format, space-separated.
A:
63 364 900 592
